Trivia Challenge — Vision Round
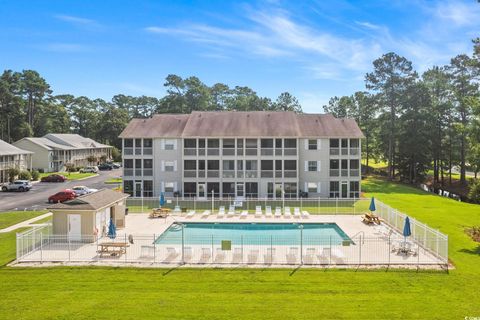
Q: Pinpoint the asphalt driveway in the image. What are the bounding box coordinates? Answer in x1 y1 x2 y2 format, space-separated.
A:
0 170 122 212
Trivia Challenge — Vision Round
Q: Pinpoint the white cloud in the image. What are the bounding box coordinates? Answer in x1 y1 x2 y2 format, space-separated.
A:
432 0 480 27
355 21 382 30
54 14 102 29
42 43 90 53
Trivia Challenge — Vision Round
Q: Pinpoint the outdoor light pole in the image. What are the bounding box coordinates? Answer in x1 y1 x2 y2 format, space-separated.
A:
212 190 214 212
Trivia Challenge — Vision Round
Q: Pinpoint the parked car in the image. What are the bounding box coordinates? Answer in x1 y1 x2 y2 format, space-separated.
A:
41 174 67 182
72 186 98 196
109 163 121 169
48 190 76 203
1 180 32 192
79 166 98 173
98 163 113 171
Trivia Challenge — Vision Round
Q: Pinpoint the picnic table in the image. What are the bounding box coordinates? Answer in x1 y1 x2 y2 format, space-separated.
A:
362 212 381 225
97 242 129 257
150 207 171 219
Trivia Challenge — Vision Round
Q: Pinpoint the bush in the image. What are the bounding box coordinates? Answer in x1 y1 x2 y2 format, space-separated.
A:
112 146 121 162
100 155 107 163
76 167 83 172
18 170 31 181
66 166 77 173
38 168 44 173
7 168 20 182
31 170 40 181
468 179 480 203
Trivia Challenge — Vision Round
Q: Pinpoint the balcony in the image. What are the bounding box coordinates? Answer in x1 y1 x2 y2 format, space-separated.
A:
222 170 235 178
284 170 297 178
143 169 153 176
245 148 257 156
124 148 133 155
207 170 219 178
135 148 142 155
330 148 339 156
124 168 133 176
184 149 196 156
222 149 235 156
261 170 273 178
283 148 297 156
329 169 339 177
261 149 273 156
207 148 220 156
184 170 196 178
245 170 257 178
350 148 360 156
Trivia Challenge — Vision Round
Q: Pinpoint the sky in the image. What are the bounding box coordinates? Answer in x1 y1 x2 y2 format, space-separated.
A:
1 0 479 113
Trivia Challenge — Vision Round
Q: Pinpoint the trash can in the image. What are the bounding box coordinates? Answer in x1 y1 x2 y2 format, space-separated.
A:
125 208 129 215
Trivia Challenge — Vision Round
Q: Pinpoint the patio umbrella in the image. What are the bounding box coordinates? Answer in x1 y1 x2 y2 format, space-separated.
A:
107 218 116 239
369 197 376 212
159 192 165 207
403 216 412 247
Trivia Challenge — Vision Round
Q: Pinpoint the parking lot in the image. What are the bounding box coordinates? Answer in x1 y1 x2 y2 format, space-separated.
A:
0 170 121 212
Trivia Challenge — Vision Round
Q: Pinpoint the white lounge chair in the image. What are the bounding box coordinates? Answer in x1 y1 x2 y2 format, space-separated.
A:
227 205 236 217
215 248 226 262
233 247 243 262
201 248 212 261
217 206 225 218
183 246 193 262
240 210 248 218
247 249 259 263
255 206 263 218
265 206 273 218
293 207 301 218
274 207 282 218
304 247 316 264
186 210 196 218
264 247 276 264
202 210 211 218
173 205 181 214
301 210 310 218
284 207 292 218
166 247 178 260
286 247 299 263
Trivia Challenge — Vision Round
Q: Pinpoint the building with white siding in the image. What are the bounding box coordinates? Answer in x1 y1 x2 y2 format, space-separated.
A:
0 139 33 183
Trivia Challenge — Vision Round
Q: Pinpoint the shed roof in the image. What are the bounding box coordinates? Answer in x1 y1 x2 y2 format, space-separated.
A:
48 189 129 211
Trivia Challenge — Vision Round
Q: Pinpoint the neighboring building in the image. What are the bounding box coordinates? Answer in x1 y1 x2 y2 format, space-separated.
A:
119 111 364 199
0 139 33 183
14 134 112 172
48 189 129 241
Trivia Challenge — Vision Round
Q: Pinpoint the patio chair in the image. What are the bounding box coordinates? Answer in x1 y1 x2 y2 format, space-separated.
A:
264 247 276 264
301 210 310 218
265 206 273 218
255 206 263 218
183 246 193 262
166 247 178 261
173 205 181 214
274 207 282 218
227 205 236 217
286 247 299 263
247 249 259 263
284 207 292 218
293 207 301 218
240 210 248 218
200 248 212 262
202 210 211 218
304 247 316 264
186 210 196 218
217 206 225 218
329 247 346 264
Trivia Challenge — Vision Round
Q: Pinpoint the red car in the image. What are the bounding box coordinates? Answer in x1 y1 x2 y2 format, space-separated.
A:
48 190 76 203
41 174 67 182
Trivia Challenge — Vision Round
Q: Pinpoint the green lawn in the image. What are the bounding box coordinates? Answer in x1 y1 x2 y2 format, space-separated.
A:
1 177 480 319
104 177 122 184
38 171 96 181
0 211 48 229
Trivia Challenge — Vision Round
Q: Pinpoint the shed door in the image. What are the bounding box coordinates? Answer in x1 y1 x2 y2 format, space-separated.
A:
68 214 81 241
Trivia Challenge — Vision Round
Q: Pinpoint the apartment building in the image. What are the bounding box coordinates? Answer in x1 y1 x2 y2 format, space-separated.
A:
119 111 363 199
0 139 33 183
13 134 112 172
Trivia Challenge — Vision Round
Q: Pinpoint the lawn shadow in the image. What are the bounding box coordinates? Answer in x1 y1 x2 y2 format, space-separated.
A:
458 244 480 255
162 265 181 276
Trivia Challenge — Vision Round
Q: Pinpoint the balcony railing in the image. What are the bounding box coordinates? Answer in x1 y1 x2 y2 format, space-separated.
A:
283 148 297 156
341 169 349 177
124 169 133 176
198 170 205 178
261 149 273 156
143 169 153 176
184 170 196 178
222 170 235 178
261 170 273 178
245 170 257 178
237 171 244 178
222 149 235 156
275 170 282 178
245 148 257 156
350 148 360 156
135 169 142 176
198 149 206 156
330 148 339 156
184 149 196 156
237 149 243 156
207 148 220 156
207 170 219 178
350 169 360 176
284 170 297 178
275 149 282 156
341 148 349 155
143 148 153 155
329 169 339 177
124 148 133 155
135 148 142 155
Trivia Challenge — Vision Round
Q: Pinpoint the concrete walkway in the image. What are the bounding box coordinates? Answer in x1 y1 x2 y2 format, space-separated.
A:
0 212 52 233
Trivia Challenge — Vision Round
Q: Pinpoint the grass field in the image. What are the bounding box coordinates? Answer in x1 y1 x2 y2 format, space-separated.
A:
38 171 96 181
104 177 122 184
0 177 480 319
0 211 48 229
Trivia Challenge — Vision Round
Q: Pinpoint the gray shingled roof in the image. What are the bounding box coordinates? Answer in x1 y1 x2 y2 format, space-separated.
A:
119 111 364 138
48 189 129 211
0 139 33 156
44 134 111 149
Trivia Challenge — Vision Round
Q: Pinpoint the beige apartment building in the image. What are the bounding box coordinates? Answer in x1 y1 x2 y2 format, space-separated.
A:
0 139 33 183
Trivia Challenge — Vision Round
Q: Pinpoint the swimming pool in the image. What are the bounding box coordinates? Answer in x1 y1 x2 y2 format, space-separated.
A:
155 222 352 246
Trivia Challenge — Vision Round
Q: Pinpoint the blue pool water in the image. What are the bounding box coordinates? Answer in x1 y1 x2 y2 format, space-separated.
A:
154 223 352 246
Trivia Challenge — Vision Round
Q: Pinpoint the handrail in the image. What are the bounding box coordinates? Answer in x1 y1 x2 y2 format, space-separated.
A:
350 231 365 244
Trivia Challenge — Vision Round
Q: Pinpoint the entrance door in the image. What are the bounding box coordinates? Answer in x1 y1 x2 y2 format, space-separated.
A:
68 214 81 241
135 181 142 197
341 181 348 198
198 183 206 199
236 182 244 199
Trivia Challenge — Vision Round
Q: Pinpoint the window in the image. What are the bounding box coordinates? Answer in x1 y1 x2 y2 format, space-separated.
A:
308 139 317 150
350 181 360 198
261 139 273 148
124 159 133 168
275 160 282 170
307 161 317 171
124 180 133 196
223 160 235 170
330 139 339 148
184 139 196 148
261 160 273 170
284 139 296 148
330 181 340 198
245 160 257 170
198 160 205 170
284 160 296 170
275 139 282 148
236 139 244 156
207 160 219 170
207 139 219 148
165 139 176 150
223 182 235 197
198 139 206 148
246 139 257 148
184 160 196 170
341 159 348 176
143 159 152 168
245 182 258 198
307 182 318 194
143 180 153 197
207 183 220 197
184 182 196 197
135 139 142 148
124 139 133 148
341 139 348 148
350 139 359 148
330 160 339 177
330 159 339 169
165 161 175 172
143 139 152 148
284 183 297 198
350 159 360 176
165 182 175 193
223 139 235 148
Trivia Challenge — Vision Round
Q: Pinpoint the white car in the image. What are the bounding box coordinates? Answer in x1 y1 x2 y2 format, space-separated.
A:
2 180 32 192
79 166 98 173
72 186 98 196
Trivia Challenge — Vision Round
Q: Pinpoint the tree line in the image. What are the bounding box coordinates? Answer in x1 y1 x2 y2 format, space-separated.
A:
324 47 480 188
0 73 302 151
